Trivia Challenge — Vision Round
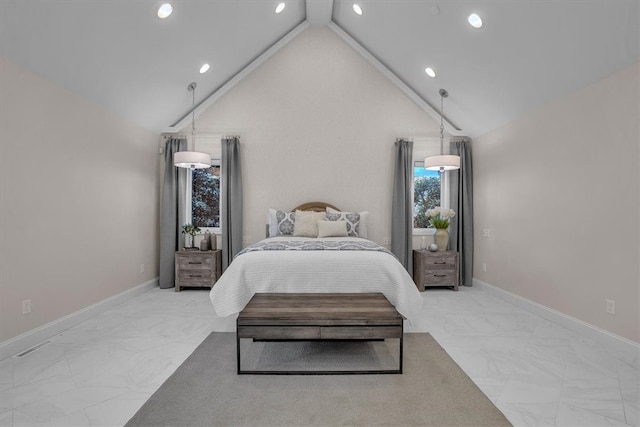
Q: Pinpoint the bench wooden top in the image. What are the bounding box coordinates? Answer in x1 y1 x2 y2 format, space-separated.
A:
237 293 402 326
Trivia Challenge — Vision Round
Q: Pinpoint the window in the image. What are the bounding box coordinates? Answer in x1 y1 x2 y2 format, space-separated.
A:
413 161 441 228
191 163 220 228
185 135 222 232
412 137 453 232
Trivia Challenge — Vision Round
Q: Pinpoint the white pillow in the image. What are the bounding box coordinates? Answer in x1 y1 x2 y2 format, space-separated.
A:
317 220 348 238
292 210 326 237
357 211 369 238
327 207 368 238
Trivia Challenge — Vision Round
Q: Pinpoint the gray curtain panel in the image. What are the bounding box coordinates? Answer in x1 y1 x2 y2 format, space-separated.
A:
449 138 474 286
221 137 243 271
391 138 414 273
159 138 187 289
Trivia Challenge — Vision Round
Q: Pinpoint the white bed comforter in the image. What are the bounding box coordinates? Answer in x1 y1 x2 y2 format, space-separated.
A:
209 237 423 322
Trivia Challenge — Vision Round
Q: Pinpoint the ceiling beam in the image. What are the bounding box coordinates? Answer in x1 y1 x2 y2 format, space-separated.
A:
328 22 463 136
306 0 333 26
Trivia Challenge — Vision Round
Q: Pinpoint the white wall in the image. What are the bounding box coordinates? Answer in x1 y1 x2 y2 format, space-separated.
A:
187 27 442 247
473 63 639 343
0 57 160 342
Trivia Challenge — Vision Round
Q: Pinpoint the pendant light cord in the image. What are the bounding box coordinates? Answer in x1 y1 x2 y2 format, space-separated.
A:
438 88 448 155
188 82 197 147
191 87 195 136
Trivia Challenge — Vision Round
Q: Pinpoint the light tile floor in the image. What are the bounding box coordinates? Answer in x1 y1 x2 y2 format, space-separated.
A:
0 286 638 426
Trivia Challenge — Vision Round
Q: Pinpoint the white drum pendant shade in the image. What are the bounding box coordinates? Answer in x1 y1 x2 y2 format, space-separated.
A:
174 151 211 169
424 88 460 172
424 154 460 171
174 82 211 170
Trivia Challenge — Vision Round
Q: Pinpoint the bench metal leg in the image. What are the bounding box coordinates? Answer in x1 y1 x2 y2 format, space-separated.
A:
237 335 404 375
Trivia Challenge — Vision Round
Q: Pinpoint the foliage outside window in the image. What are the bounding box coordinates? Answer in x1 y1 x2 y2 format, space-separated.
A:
192 165 220 228
413 163 440 228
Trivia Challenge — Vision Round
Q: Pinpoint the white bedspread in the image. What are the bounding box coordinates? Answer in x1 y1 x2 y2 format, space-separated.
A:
209 237 423 323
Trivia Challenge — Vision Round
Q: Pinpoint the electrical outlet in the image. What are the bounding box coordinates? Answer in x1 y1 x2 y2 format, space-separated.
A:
22 299 31 315
383 237 391 245
139 264 145 274
242 236 250 245
482 229 491 238
482 263 487 272
606 299 616 315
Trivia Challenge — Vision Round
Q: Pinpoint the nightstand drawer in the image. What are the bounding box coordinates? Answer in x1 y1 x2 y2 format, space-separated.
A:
178 270 215 285
420 254 456 268
176 254 214 270
423 270 456 286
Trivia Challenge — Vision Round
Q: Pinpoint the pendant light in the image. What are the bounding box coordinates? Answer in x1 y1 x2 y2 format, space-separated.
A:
174 82 211 169
424 89 460 172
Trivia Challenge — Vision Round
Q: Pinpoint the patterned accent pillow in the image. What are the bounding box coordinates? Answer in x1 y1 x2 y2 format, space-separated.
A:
326 211 360 237
273 210 295 236
276 210 296 235
327 207 368 238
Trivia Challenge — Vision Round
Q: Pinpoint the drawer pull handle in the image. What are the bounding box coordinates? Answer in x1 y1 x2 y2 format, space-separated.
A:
188 262 202 265
433 274 448 277
434 261 447 264
189 274 202 278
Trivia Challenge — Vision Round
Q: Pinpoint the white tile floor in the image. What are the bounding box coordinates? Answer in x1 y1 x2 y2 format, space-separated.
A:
0 286 638 426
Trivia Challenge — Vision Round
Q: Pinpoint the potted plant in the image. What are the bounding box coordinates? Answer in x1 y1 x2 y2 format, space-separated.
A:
181 224 201 249
427 207 456 251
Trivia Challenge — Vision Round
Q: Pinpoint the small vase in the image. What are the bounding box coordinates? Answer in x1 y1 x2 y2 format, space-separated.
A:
434 229 449 251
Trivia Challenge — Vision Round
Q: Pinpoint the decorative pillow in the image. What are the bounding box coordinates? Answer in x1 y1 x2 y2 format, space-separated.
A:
317 220 348 238
268 209 296 236
292 210 326 237
327 207 368 238
326 210 360 237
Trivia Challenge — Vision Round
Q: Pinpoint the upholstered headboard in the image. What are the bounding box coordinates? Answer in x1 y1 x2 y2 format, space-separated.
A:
266 202 340 237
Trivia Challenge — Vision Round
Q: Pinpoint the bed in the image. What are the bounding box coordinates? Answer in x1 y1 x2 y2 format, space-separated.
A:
209 202 423 325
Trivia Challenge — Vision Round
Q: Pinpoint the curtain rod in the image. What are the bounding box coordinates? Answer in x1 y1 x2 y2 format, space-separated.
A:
161 133 187 139
162 133 241 139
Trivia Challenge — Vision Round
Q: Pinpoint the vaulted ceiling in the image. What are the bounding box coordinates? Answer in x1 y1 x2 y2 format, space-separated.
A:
1 0 638 138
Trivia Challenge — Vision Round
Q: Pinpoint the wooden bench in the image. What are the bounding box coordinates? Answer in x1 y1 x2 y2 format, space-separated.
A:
236 293 403 374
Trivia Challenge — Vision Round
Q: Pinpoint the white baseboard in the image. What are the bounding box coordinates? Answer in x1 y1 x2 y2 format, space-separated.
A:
473 278 639 367
0 278 158 360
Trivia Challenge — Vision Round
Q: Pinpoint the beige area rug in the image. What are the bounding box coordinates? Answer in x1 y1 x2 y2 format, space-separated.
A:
126 333 512 427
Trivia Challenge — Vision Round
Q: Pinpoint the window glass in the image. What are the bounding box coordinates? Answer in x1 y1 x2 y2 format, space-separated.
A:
191 165 220 228
413 162 440 228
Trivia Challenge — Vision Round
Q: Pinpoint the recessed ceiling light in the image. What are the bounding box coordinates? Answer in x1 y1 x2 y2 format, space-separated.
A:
157 3 173 19
467 13 482 28
425 67 436 78
353 4 363 15
275 2 286 14
199 63 210 74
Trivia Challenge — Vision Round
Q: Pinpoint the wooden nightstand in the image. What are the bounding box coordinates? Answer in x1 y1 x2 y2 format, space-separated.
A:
413 250 459 291
174 250 221 292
